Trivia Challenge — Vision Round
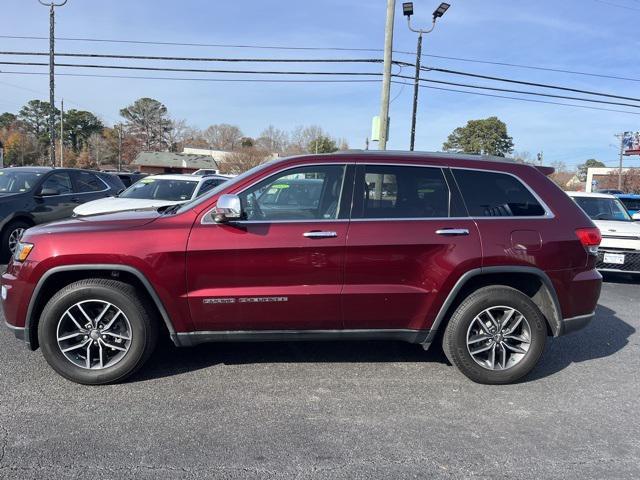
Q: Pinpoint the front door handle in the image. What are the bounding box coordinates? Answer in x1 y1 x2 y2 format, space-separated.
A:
303 231 338 239
435 228 470 236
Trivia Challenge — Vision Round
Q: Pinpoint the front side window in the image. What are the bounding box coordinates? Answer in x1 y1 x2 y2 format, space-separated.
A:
352 165 450 219
121 178 198 201
41 172 73 195
239 165 345 221
618 197 640 212
75 171 105 193
453 169 546 217
572 196 632 222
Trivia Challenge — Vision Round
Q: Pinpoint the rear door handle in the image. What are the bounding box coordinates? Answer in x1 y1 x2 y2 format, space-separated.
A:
435 228 470 236
303 231 338 239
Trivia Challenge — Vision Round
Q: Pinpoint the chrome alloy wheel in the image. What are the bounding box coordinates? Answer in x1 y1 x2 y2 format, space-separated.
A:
56 300 132 370
8 227 25 254
466 306 531 371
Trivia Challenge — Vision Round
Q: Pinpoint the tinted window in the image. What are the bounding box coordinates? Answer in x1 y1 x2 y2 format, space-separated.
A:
572 196 632 222
41 172 73 195
239 165 345 221
121 178 198 201
353 165 450 219
618 197 640 211
197 178 225 196
75 171 105 193
453 169 545 217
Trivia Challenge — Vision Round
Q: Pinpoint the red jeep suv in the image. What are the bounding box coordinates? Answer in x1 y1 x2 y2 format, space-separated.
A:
1 152 602 385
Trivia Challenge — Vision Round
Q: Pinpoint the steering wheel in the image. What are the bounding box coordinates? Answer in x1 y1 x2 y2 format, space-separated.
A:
247 192 265 220
595 213 609 220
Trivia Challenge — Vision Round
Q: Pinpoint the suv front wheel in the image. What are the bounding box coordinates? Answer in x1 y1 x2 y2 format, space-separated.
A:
443 286 547 384
38 279 158 385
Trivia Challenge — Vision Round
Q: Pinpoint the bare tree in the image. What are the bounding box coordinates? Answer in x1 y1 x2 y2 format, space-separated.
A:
219 147 271 174
167 119 189 152
256 125 289 153
203 124 243 151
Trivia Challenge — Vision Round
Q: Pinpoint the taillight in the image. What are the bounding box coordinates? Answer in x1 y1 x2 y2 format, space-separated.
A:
575 227 601 255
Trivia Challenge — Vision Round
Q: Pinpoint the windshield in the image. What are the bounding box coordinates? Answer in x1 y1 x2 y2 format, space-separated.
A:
121 178 198 201
176 159 279 213
618 197 640 211
0 170 44 194
573 196 632 222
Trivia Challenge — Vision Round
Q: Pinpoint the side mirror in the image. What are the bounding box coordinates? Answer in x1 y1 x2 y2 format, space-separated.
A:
213 194 242 222
38 187 59 197
632 212 640 221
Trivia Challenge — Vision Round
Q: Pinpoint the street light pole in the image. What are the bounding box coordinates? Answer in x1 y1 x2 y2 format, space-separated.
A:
378 0 396 151
403 2 450 151
38 0 68 168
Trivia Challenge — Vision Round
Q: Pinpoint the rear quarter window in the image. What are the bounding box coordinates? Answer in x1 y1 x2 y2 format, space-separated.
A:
453 169 546 217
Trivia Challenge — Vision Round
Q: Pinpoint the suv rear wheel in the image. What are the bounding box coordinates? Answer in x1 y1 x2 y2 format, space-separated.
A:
38 279 158 385
443 286 547 384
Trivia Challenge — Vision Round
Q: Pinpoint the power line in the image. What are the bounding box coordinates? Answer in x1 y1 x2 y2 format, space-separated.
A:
1 34 638 83
2 69 639 117
401 82 640 116
2 54 638 104
0 60 384 76
593 0 640 11
421 66 640 102
0 51 389 64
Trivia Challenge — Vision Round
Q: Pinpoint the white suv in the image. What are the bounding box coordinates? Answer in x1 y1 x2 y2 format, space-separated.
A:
568 191 640 275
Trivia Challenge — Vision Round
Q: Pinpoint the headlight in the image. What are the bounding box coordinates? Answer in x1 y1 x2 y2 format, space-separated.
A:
13 242 34 263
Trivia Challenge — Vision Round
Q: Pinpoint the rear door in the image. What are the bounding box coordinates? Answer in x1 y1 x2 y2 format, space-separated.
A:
342 163 482 332
186 163 353 331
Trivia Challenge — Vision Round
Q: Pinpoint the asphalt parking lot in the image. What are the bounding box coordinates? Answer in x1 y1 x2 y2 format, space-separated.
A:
0 274 638 479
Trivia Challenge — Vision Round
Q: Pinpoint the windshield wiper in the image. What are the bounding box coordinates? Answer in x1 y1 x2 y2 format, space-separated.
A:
160 204 182 215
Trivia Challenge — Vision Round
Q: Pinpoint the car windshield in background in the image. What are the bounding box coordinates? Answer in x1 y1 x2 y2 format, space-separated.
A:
573 196 632 222
618 197 640 212
0 170 43 194
120 178 198 201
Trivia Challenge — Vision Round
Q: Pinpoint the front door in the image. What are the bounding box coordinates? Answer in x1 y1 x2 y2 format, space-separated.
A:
342 164 482 332
32 171 77 224
186 163 352 331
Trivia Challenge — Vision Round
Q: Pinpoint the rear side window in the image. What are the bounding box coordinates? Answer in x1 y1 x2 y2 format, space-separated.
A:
453 169 546 217
41 172 73 195
353 165 451 219
197 179 225 196
75 171 106 193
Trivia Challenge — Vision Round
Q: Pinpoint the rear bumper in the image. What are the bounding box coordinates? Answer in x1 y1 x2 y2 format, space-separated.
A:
559 312 594 336
3 318 25 341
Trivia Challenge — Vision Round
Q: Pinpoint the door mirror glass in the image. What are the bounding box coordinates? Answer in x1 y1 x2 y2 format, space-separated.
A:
39 187 60 196
214 194 242 222
632 212 640 221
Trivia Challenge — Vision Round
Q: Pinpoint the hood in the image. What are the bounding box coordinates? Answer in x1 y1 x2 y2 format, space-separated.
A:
26 209 161 237
593 219 640 239
73 197 182 216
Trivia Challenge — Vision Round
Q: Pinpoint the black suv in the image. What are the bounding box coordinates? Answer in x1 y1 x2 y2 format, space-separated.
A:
0 167 124 258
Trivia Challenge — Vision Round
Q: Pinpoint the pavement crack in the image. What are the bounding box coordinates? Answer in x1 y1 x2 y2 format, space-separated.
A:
0 423 7 467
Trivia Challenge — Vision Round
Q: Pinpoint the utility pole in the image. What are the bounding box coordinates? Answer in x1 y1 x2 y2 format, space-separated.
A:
378 0 396 150
39 0 68 167
615 132 627 190
59 98 64 167
118 124 123 171
403 2 450 151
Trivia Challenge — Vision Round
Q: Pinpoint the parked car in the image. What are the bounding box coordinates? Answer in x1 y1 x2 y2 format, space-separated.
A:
2 152 602 385
596 189 625 195
615 193 640 216
193 169 220 176
568 191 640 275
0 167 124 259
73 174 229 216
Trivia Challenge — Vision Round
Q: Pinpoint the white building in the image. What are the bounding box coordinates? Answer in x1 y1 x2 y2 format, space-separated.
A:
182 147 279 165
586 167 639 192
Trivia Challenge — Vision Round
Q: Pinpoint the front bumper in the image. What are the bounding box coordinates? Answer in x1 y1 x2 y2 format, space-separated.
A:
597 248 640 274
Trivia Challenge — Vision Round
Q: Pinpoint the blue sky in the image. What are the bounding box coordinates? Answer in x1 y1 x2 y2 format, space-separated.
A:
1 0 639 168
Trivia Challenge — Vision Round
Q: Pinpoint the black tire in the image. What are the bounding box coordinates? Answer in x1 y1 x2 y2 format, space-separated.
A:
442 286 547 384
38 279 158 385
1 220 31 261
